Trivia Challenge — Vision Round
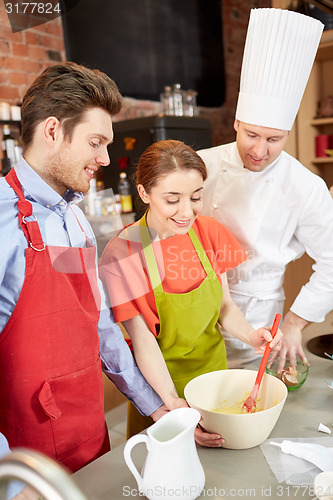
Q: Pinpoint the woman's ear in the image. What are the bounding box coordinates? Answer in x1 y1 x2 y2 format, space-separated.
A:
137 184 150 204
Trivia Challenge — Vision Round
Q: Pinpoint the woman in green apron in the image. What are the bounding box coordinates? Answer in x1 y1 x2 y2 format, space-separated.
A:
99 140 282 447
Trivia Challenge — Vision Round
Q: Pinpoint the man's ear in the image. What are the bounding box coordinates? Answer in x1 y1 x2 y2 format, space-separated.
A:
233 119 239 133
43 116 62 144
137 184 150 204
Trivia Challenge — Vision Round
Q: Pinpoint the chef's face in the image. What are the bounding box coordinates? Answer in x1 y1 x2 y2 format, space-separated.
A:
234 120 289 172
138 169 204 239
45 107 113 195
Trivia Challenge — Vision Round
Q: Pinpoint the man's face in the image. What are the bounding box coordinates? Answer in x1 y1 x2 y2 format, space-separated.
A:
47 107 113 195
234 120 289 172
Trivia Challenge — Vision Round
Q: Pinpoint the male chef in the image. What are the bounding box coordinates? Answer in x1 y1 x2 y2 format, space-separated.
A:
198 9 333 369
0 62 167 473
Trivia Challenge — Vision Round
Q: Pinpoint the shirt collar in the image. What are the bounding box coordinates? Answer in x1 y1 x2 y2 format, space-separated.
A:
15 157 84 208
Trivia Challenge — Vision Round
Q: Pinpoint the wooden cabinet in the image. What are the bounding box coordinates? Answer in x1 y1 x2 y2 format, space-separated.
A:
295 29 333 187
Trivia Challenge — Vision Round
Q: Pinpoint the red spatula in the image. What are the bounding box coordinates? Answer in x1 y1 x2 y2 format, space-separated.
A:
242 313 282 413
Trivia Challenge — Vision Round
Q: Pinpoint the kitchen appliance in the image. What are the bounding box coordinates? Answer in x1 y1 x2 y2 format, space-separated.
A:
102 115 212 218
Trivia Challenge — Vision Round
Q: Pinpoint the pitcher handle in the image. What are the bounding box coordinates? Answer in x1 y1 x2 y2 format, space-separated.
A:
123 434 149 492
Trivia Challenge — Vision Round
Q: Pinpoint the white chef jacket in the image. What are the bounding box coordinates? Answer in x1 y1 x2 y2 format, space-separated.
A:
198 142 333 366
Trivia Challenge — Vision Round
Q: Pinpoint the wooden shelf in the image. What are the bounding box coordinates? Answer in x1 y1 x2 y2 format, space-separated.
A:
312 157 333 164
311 117 333 126
0 120 21 126
317 30 333 61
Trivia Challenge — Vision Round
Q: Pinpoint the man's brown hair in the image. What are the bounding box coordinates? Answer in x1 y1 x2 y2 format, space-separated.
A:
21 61 123 149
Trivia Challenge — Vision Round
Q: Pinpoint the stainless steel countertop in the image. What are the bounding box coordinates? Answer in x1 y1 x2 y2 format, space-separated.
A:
74 318 333 499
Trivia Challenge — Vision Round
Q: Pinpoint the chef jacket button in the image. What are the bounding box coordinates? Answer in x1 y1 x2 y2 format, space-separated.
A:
266 178 273 183
222 167 228 172
213 204 218 210
46 204 50 208
237 279 242 284
60 201 65 206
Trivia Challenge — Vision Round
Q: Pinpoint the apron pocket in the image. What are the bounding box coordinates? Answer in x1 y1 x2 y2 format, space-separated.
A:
39 357 106 463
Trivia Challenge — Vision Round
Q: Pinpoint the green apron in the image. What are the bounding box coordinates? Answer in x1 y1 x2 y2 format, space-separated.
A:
140 213 228 397
127 214 228 437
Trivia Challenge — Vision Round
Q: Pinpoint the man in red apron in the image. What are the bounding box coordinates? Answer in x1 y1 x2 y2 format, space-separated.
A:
0 62 165 472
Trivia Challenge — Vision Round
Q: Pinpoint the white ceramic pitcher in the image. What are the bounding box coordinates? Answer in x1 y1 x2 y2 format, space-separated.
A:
123 407 205 500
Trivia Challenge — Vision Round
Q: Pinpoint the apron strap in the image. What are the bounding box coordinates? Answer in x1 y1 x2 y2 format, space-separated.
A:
186 226 215 278
139 212 214 292
140 213 163 292
5 169 45 251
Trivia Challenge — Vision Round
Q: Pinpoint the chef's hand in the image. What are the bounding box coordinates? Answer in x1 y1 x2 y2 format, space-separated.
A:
249 327 283 354
269 311 309 372
195 424 225 448
329 185 333 197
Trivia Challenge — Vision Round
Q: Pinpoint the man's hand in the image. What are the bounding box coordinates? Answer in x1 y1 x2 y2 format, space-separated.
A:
150 401 225 448
150 404 169 422
150 398 189 422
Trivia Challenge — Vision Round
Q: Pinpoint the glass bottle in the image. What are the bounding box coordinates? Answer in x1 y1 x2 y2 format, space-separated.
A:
184 90 198 117
172 83 184 116
160 85 174 115
2 125 16 169
117 172 133 213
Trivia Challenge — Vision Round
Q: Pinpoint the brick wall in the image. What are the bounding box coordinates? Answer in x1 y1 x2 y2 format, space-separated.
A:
0 1 271 146
204 0 272 146
0 4 65 104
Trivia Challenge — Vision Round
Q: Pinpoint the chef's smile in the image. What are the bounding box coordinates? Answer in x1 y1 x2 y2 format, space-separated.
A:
234 120 289 173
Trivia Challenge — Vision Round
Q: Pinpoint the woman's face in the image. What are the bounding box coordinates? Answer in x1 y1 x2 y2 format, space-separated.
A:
138 169 204 239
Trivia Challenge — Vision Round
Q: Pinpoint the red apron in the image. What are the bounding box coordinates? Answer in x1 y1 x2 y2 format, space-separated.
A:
0 169 110 472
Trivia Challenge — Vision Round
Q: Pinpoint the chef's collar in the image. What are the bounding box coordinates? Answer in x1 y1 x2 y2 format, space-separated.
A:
230 142 281 174
14 157 84 209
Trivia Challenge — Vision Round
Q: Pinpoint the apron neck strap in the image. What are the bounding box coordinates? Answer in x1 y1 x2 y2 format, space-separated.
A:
140 211 163 291
5 169 45 251
139 212 214 291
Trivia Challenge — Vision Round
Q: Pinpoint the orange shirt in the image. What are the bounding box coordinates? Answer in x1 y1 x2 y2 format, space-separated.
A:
99 215 247 336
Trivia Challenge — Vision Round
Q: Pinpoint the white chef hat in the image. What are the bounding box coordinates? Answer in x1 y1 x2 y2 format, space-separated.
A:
235 8 324 131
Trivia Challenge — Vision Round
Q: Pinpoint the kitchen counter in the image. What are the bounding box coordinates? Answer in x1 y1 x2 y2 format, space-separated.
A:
74 319 333 499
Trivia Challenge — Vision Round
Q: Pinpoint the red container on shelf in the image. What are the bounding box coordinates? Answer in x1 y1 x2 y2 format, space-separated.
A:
315 134 330 157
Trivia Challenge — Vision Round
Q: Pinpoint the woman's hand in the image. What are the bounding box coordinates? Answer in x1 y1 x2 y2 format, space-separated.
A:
249 327 283 354
195 424 224 448
152 399 224 447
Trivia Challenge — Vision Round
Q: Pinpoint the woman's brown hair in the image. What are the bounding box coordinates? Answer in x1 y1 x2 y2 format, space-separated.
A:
135 140 207 193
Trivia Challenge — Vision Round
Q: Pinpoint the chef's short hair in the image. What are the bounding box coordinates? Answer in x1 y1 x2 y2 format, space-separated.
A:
20 61 122 149
136 140 207 193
